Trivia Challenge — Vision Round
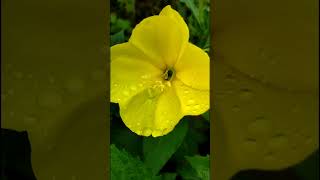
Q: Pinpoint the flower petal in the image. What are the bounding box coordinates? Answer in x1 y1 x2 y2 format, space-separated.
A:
159 5 189 60
173 80 209 116
175 43 210 90
111 43 162 106
119 87 183 137
129 14 189 68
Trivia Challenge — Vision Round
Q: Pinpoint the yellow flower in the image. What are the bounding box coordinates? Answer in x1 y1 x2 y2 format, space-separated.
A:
110 5 209 137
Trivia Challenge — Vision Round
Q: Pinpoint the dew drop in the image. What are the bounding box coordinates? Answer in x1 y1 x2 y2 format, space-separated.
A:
143 129 152 136
188 99 195 104
136 130 142 135
162 128 168 134
130 86 137 91
152 130 163 137
141 74 150 79
194 104 200 109
123 91 130 96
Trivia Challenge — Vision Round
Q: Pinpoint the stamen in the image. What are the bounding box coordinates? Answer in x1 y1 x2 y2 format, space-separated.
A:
163 68 175 81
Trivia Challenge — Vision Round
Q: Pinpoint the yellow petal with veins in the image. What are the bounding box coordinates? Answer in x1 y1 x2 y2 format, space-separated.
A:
175 43 210 90
129 14 189 68
111 42 162 106
173 80 209 116
120 86 183 137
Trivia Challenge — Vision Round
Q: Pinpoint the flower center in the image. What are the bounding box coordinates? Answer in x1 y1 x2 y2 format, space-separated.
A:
163 68 175 81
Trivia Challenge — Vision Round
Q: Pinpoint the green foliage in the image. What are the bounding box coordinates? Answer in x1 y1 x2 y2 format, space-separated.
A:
186 155 210 180
118 0 135 14
202 111 210 122
177 162 200 180
143 119 189 175
180 0 210 51
111 144 160 180
161 173 177 180
110 30 125 46
172 117 208 162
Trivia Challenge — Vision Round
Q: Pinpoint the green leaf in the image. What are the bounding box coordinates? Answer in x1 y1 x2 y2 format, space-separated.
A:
160 173 177 180
172 117 208 162
202 111 210 122
118 0 135 14
177 162 199 180
180 0 201 25
110 30 125 46
186 155 210 180
111 144 160 180
143 119 189 175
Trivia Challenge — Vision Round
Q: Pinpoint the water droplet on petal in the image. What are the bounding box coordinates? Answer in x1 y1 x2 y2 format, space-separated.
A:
141 74 150 79
136 130 142 135
188 99 195 104
130 86 137 91
152 130 162 137
123 91 130 96
143 129 152 136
